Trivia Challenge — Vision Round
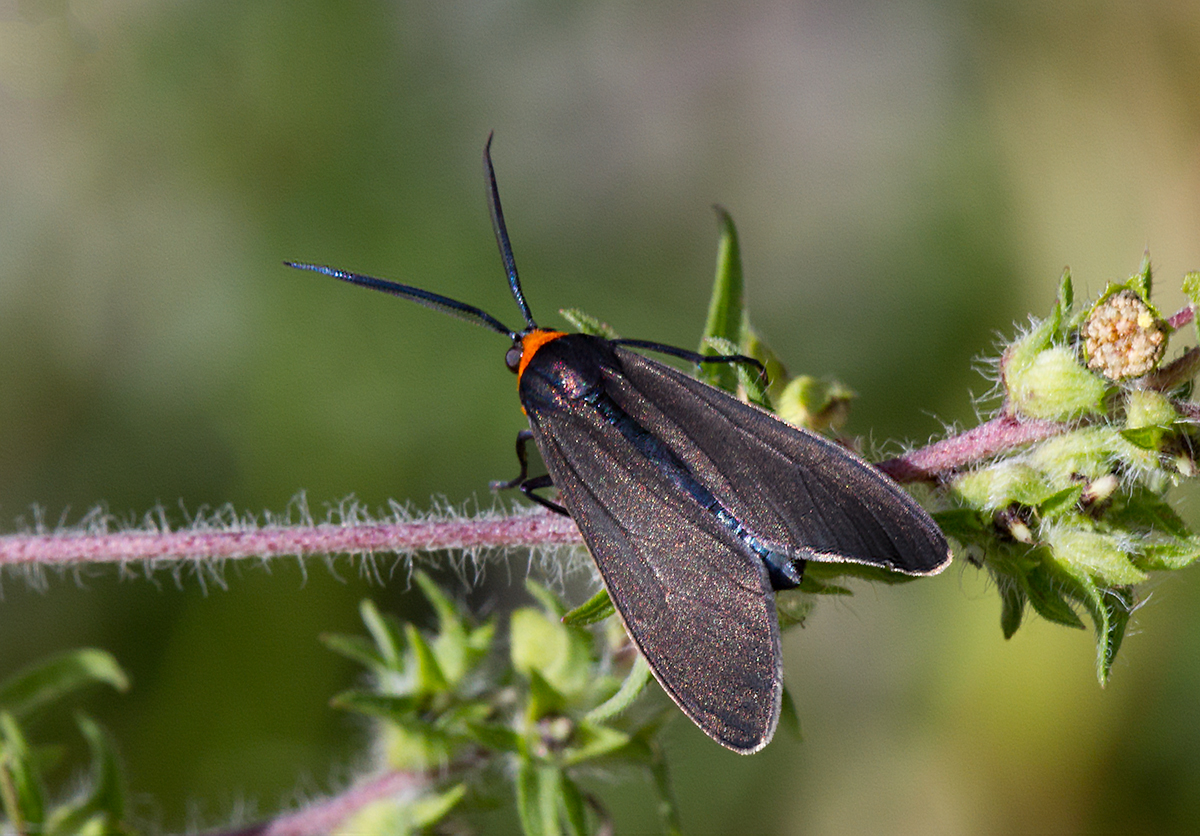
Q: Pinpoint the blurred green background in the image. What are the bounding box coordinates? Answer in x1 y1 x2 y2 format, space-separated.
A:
3 1 1200 833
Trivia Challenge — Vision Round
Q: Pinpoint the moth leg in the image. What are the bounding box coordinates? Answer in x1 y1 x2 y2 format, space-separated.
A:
490 430 569 516
490 429 535 491
518 474 568 516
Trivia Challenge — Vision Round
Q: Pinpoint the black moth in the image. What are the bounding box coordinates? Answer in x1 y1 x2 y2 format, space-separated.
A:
289 135 951 753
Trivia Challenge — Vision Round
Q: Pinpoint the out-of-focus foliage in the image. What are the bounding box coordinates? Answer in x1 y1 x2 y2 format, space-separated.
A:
0 650 131 835
323 576 680 836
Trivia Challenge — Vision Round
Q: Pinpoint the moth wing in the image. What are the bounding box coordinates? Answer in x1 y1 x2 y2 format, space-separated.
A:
610 349 951 576
529 403 782 754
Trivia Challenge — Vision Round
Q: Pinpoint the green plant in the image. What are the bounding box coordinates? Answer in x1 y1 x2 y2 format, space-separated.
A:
4 218 1200 835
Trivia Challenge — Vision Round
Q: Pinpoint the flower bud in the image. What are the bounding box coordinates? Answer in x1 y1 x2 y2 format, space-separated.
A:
775 375 854 431
1005 345 1108 420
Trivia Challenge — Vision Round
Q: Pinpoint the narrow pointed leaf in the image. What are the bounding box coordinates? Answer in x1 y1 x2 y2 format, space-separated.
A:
320 633 388 672
585 655 652 724
359 600 404 670
562 588 615 626
560 773 589 836
44 715 128 835
405 624 450 694
559 308 619 339
0 711 45 832
0 650 128 720
699 207 745 392
999 581 1026 639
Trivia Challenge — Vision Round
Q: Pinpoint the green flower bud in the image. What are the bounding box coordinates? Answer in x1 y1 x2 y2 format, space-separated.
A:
1027 426 1120 486
1005 345 1109 420
775 375 854 431
952 462 1053 511
1125 389 1176 430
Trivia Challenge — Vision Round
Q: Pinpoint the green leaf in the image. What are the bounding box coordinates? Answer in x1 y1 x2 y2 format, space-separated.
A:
563 722 631 765
562 588 615 626
1131 251 1153 299
931 508 991 542
1008 306 1058 363
516 758 545 836
699 207 746 393
1038 485 1085 519
559 308 619 339
1099 587 1136 684
1028 426 1124 485
359 599 405 670
1048 562 1129 685
343 698 462 769
1054 268 1074 331
952 462 1059 511
0 711 45 832
331 690 421 719
741 326 792 407
1140 538 1200 571
779 686 802 741
1024 563 1085 630
337 779 467 836
1046 526 1148 587
525 669 567 722
409 782 468 830
319 633 387 671
1125 389 1177 429
466 721 524 754
794 577 851 596
536 765 564 836
1107 491 1191 539
415 572 473 686
774 375 856 432
516 760 564 836
332 798 410 836
1120 425 1165 451
998 581 1026 639
704 336 769 406
649 748 684 836
1182 271 1200 309
510 608 594 701
44 715 129 836
585 655 652 725
559 773 589 836
775 590 817 629
404 624 450 695
1005 346 1109 420
0 649 129 721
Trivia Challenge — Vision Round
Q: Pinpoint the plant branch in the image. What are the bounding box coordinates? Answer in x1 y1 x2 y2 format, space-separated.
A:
877 413 1069 483
195 769 429 836
0 510 582 568
1 413 1074 570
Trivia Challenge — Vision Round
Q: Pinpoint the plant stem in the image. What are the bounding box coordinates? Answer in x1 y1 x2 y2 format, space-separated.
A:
0 511 582 567
195 769 428 836
0 413 1081 569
